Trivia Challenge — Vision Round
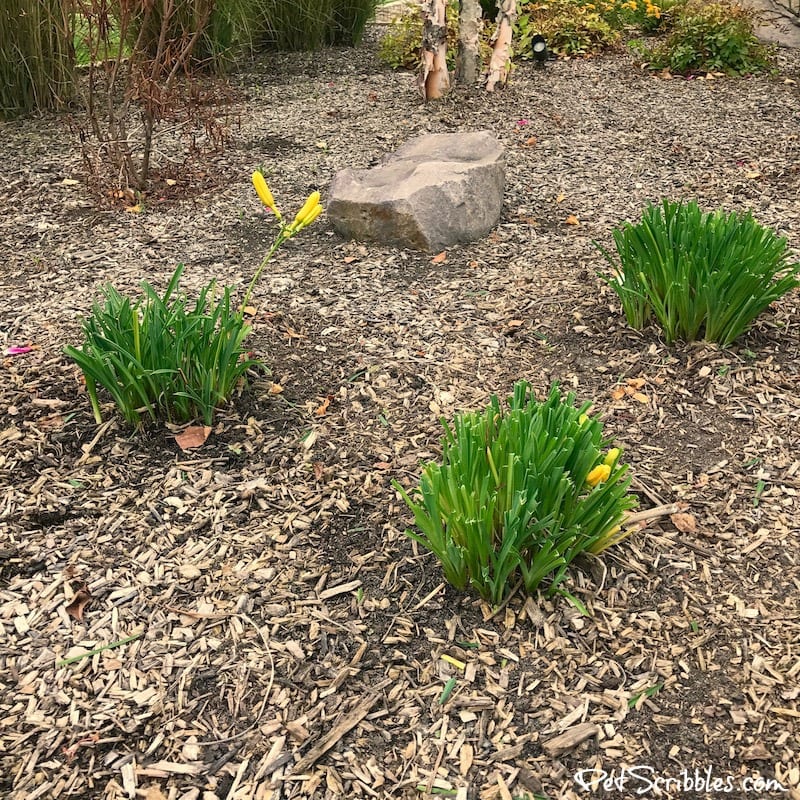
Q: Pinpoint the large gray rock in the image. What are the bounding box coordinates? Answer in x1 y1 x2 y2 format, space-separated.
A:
328 131 505 252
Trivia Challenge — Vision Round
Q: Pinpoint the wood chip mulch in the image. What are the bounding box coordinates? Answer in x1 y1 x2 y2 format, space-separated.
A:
1 35 799 800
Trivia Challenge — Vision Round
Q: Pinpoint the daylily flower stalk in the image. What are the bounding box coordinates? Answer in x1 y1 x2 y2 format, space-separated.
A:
241 181 324 311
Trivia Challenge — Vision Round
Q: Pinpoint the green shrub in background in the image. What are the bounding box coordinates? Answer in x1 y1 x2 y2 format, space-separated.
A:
598 200 800 346
377 0 662 66
516 0 620 57
394 383 637 607
125 0 261 72
330 0 382 45
630 0 775 74
122 0 380 70
0 0 73 118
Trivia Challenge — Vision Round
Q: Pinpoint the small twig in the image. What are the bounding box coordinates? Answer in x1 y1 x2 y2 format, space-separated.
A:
485 578 523 621
425 714 449 796
56 632 143 667
625 502 682 526
75 419 115 465
195 613 275 746
287 679 391 775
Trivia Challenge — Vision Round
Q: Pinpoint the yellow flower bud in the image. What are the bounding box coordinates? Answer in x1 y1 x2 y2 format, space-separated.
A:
589 524 622 555
299 202 323 229
252 171 281 220
604 448 621 468
293 191 321 229
579 413 589 426
586 464 611 487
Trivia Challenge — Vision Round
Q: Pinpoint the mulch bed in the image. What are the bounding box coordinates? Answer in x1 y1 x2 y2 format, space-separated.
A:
1 35 799 800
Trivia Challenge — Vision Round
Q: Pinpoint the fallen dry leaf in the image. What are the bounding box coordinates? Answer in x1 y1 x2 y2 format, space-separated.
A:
556 192 566 203
671 512 697 534
65 585 92 621
174 426 211 451
431 251 447 264
314 396 331 416
631 391 649 403
269 382 284 394
523 136 538 147
611 386 627 401
741 741 771 761
565 214 580 226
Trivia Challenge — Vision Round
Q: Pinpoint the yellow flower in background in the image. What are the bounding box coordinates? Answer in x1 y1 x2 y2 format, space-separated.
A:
252 170 281 220
586 464 611 487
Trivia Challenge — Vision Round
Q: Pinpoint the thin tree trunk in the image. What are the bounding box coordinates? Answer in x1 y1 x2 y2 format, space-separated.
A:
486 0 517 92
456 0 481 86
419 0 450 100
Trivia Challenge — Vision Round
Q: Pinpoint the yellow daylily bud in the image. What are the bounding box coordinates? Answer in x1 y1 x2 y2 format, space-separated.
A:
298 203 323 229
604 448 621 468
252 171 281 219
589 524 622 555
293 191 321 228
579 413 589 426
586 464 611 487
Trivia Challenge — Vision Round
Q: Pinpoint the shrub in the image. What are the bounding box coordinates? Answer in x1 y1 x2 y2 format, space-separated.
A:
598 199 800 346
329 0 383 45
65 174 323 427
73 0 238 193
630 0 775 74
516 0 621 57
599 0 675 34
394 382 637 606
127 0 245 72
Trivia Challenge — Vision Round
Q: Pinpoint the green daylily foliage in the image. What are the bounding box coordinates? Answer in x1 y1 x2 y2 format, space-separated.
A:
598 199 800 346
65 262 264 427
394 382 637 606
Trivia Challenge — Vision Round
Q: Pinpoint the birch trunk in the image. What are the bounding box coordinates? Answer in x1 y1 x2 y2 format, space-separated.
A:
419 0 450 100
486 0 517 92
456 0 482 86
